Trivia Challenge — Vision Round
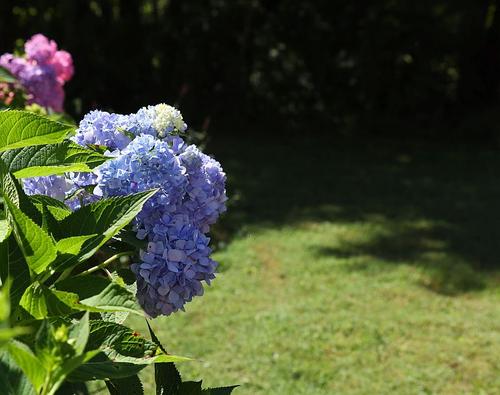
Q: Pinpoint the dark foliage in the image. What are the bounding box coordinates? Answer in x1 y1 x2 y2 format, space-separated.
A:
1 1 500 137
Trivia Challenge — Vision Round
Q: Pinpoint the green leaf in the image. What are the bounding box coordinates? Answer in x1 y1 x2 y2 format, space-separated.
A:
19 277 140 320
20 276 141 319
3 236 31 308
114 230 148 250
7 340 45 392
178 381 202 395
100 311 129 325
29 317 97 395
54 381 89 395
69 354 148 381
0 328 30 348
69 312 90 356
151 355 192 363
53 190 157 271
155 362 182 395
105 375 144 395
0 349 37 395
49 351 99 395
56 235 98 255
3 195 57 273
25 317 97 395
0 161 42 224
0 110 73 152
70 320 154 380
30 194 71 220
147 321 182 395
0 237 7 284
0 283 30 347
69 321 189 381
0 67 17 84
201 386 239 395
39 201 65 235
58 189 158 239
55 276 114 300
147 324 238 395
0 141 108 178
18 280 134 319
34 320 57 367
0 219 11 244
147 321 168 354
79 282 143 316
55 276 143 316
19 282 76 319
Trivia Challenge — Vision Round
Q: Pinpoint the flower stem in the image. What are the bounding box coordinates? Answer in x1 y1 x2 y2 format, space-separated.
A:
53 266 74 284
77 251 134 277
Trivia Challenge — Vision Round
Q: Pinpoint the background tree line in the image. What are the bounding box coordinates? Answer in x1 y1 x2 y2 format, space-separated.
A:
1 0 500 139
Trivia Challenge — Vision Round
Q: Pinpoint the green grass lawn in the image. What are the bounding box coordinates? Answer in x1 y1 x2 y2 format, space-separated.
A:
129 135 500 395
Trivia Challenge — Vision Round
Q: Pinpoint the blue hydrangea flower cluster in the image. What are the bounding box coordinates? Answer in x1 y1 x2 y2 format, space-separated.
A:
177 145 228 233
64 171 100 211
23 175 69 201
72 104 187 149
132 224 216 316
22 103 226 318
93 134 188 231
72 110 132 150
128 103 187 138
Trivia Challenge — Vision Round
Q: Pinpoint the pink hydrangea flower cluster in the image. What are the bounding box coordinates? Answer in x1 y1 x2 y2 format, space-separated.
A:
0 34 74 111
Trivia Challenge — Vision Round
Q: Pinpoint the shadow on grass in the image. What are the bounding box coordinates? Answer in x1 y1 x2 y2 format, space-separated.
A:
308 225 487 295
209 133 500 294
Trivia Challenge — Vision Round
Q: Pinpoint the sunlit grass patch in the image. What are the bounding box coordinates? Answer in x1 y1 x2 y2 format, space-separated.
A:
129 135 500 394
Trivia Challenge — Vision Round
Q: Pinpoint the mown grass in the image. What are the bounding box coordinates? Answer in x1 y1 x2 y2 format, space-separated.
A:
130 134 500 394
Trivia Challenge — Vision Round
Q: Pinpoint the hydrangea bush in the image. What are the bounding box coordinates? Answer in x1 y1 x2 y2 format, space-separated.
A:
0 106 234 394
23 103 227 319
0 34 73 111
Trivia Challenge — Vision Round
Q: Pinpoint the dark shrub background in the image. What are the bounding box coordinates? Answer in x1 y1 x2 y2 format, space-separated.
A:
1 0 500 139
